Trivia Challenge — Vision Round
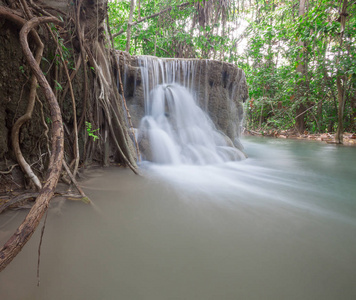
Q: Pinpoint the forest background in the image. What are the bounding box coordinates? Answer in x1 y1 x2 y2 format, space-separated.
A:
0 0 355 272
109 0 356 143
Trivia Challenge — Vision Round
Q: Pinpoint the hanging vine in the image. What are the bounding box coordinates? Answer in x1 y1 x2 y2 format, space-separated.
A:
0 0 139 271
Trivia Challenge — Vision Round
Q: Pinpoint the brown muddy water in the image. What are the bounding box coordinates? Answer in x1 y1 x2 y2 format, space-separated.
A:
0 137 356 300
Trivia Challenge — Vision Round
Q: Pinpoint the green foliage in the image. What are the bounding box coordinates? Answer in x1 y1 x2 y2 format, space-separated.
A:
54 80 63 91
108 0 237 59
108 0 356 134
50 22 75 70
19 65 25 74
85 122 100 141
239 0 356 133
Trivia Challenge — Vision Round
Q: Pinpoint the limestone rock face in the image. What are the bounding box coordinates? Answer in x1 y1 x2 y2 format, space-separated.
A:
117 51 248 148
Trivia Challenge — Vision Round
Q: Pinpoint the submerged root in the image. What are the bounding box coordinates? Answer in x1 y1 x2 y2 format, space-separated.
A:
62 159 89 200
0 16 65 272
0 0 141 272
0 192 38 214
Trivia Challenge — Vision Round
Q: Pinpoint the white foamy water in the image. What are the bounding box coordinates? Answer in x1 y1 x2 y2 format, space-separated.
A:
137 56 245 164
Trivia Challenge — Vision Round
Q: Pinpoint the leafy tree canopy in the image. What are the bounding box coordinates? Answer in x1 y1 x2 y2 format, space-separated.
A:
108 0 356 136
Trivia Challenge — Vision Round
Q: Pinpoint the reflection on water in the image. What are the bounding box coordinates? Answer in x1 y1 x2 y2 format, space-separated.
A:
1 137 356 300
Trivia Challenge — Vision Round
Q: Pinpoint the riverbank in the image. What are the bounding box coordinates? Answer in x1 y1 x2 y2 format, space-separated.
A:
244 129 356 146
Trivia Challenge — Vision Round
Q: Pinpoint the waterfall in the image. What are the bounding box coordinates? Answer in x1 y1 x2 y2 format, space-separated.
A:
136 56 246 165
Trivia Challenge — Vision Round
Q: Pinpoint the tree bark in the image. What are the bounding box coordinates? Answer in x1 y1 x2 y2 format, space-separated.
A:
113 2 190 38
11 40 43 190
295 0 307 134
0 16 64 272
126 0 136 52
350 90 356 131
335 0 348 144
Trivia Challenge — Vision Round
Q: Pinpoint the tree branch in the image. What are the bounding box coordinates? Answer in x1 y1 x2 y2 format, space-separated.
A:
112 1 191 38
0 16 64 272
126 0 136 52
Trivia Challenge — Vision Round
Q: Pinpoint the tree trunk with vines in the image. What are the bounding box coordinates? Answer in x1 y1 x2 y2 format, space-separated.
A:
0 0 138 271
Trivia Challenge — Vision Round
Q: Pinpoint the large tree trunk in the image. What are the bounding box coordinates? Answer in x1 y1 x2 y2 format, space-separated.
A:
350 91 356 131
335 0 348 144
295 0 307 134
0 0 138 271
126 0 136 52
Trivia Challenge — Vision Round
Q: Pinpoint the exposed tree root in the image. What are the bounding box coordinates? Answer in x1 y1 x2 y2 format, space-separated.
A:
84 43 138 173
0 16 64 272
11 38 43 190
0 192 38 214
48 25 80 178
37 209 48 287
62 159 88 200
114 52 141 161
36 95 51 155
60 55 82 107
1 0 141 272
28 0 54 17
75 0 89 133
0 6 44 190
0 164 18 175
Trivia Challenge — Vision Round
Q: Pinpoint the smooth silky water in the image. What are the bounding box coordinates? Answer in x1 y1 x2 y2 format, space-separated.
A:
1 57 356 299
0 137 356 300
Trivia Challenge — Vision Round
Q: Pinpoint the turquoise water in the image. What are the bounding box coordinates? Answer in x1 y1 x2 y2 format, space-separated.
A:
0 137 355 299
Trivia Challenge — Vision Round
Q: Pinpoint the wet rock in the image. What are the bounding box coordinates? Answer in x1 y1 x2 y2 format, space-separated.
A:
117 51 248 150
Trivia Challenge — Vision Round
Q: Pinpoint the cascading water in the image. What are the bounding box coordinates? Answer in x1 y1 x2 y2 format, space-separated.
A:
137 56 246 165
2 54 355 300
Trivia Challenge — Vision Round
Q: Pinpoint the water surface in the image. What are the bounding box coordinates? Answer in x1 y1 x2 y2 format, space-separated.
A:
0 137 355 300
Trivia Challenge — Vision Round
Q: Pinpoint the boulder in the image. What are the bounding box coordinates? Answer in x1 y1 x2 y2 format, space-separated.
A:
117 51 248 150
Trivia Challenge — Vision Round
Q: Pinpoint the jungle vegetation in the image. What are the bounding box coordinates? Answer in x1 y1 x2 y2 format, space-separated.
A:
0 0 355 272
109 0 356 142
